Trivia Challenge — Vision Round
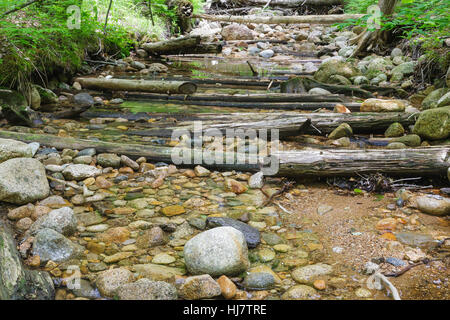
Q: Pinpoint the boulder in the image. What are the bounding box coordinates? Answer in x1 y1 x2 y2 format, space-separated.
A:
392 134 421 147
281 285 317 300
117 278 177 300
416 195 450 216
96 268 134 298
73 93 94 107
328 123 352 139
0 138 33 163
34 85 58 105
314 58 360 83
206 217 261 248
422 88 449 110
291 263 333 285
29 207 77 236
221 24 253 41
412 106 450 140
184 226 249 276
384 122 405 137
97 153 121 168
360 99 406 112
0 222 54 300
0 89 42 127
178 275 221 300
32 228 84 263
29 86 41 110
0 158 49 204
437 92 450 108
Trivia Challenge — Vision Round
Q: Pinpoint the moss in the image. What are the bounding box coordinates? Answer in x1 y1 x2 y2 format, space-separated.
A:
413 106 450 140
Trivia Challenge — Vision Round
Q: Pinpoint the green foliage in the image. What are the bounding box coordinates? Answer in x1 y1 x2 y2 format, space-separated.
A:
340 0 450 57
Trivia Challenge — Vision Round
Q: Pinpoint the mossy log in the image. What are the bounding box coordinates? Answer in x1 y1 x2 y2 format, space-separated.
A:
0 130 447 177
74 78 197 95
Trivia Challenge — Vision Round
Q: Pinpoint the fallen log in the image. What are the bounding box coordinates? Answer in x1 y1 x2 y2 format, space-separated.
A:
141 36 222 55
74 78 197 95
281 76 408 98
124 93 344 103
121 99 362 111
142 35 200 55
243 0 343 6
0 130 447 177
193 13 365 25
81 111 417 136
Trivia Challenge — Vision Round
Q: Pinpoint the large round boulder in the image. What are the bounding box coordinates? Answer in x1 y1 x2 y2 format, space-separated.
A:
314 58 360 84
413 106 450 140
184 226 249 276
0 158 49 204
221 24 253 41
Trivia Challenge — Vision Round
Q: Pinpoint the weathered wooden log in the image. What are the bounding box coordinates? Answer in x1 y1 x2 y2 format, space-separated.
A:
242 0 342 7
124 93 344 103
74 78 197 95
0 221 54 300
281 76 408 98
0 130 447 177
81 111 417 136
141 35 201 55
121 98 362 111
193 13 365 25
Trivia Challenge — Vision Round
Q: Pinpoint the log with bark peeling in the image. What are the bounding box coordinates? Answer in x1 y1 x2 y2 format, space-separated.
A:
75 78 197 95
193 13 365 25
0 130 447 177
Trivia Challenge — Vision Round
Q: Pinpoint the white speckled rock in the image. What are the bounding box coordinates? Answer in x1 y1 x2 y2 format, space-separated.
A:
291 263 333 284
62 164 101 180
184 226 249 276
96 268 134 298
29 206 77 236
0 158 49 204
0 138 32 163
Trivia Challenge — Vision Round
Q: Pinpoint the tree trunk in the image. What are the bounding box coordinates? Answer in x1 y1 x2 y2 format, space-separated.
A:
0 130 447 177
350 0 398 57
141 36 222 55
193 13 365 25
74 78 198 94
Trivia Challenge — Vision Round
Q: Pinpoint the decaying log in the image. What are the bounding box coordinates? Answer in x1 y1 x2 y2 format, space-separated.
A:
74 78 197 95
124 92 344 103
142 35 200 55
281 76 409 98
193 13 365 25
121 98 362 111
141 36 222 55
81 111 417 136
0 130 447 177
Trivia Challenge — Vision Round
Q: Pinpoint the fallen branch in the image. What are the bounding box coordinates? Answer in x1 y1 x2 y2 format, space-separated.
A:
2 0 41 17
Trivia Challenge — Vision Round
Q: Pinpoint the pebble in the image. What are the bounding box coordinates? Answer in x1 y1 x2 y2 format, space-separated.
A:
217 275 237 299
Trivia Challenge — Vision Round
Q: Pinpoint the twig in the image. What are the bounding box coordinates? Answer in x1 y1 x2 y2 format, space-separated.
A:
2 0 41 17
276 202 293 214
384 258 433 278
246 61 259 77
374 272 401 300
260 180 295 207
